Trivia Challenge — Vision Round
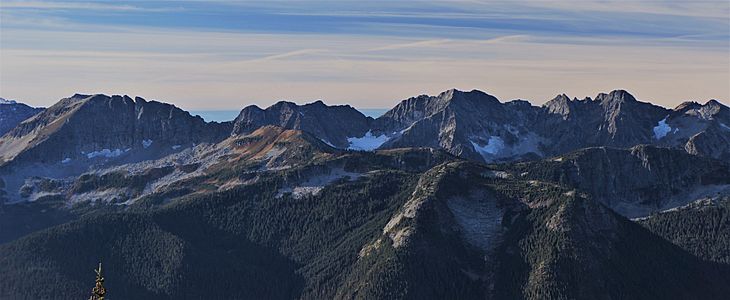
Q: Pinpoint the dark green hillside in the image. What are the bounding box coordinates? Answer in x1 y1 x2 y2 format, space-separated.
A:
0 199 74 244
2 148 730 299
337 162 497 299
0 160 420 299
493 195 730 299
0 213 303 299
640 197 730 264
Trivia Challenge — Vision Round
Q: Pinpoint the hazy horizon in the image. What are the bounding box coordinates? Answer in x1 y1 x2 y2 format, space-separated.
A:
2 87 728 115
1 1 729 109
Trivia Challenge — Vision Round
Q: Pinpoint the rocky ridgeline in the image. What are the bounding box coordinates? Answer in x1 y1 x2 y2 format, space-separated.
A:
0 89 726 165
0 98 43 137
0 94 231 167
1 89 728 167
232 88 729 162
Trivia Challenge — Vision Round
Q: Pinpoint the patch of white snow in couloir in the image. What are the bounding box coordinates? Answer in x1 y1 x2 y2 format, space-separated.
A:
653 116 672 139
347 130 389 151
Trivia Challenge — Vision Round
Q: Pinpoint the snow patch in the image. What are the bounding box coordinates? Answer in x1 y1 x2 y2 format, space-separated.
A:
471 136 504 156
347 130 389 151
721 123 730 131
171 145 182 150
86 148 130 159
653 116 672 139
320 139 337 148
61 158 71 164
69 188 133 205
142 139 153 148
276 168 360 199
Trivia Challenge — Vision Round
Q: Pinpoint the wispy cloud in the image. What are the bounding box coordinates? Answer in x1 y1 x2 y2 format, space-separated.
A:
255 49 328 61
0 0 727 109
518 0 730 19
368 39 451 52
0 1 181 12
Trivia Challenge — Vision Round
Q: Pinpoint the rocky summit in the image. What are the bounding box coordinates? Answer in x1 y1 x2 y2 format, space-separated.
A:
0 98 43 137
232 100 371 148
0 89 729 299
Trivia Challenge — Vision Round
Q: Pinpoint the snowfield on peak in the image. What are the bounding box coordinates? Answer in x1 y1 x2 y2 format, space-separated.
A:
653 116 672 139
471 136 505 156
86 148 130 159
347 130 389 151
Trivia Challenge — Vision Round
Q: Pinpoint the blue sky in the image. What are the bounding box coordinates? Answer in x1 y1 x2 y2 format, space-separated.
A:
1 0 728 109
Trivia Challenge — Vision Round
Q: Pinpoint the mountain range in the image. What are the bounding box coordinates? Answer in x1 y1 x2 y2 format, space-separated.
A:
0 89 729 299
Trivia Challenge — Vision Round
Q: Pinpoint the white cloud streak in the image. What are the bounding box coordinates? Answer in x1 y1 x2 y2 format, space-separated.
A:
0 1 727 109
1 25 727 110
0 1 181 12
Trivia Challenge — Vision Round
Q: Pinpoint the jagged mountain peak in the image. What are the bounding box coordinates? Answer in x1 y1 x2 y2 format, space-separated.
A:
675 101 703 112
706 99 726 107
69 93 91 99
0 97 17 105
672 98 729 121
375 88 502 128
231 99 371 148
701 99 729 116
242 99 353 113
543 93 575 116
554 93 571 101
0 93 231 168
0 98 44 137
544 89 638 111
595 89 637 104
438 88 500 105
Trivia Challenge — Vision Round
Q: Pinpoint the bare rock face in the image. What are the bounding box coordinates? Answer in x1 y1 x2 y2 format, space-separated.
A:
0 98 43 137
685 126 730 161
373 89 543 162
231 100 371 148
669 100 730 160
0 94 231 167
539 90 670 153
